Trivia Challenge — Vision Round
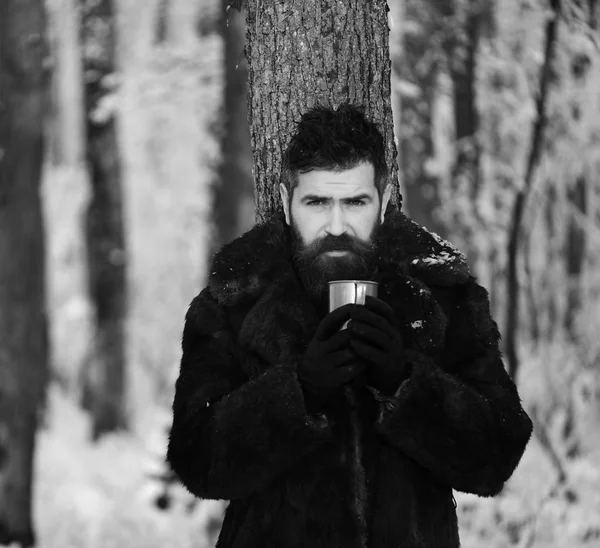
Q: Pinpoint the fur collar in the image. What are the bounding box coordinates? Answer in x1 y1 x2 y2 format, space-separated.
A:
205 210 470 369
208 209 469 309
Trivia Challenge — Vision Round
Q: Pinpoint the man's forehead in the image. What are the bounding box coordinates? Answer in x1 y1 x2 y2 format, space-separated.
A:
295 165 377 198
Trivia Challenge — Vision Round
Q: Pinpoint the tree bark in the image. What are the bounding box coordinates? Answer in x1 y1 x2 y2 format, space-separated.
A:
246 0 400 224
80 0 129 440
213 0 253 249
388 0 403 187
0 1 50 545
245 1 399 545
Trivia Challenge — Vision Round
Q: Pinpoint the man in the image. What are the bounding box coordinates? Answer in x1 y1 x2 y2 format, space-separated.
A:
167 104 533 548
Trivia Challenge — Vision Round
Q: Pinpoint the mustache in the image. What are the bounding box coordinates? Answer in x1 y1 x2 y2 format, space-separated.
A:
297 232 375 258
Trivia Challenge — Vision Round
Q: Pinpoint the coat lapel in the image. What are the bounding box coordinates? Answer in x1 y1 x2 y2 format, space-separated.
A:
238 276 320 375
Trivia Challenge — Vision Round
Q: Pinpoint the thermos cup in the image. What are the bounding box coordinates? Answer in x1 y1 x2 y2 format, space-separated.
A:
328 280 379 329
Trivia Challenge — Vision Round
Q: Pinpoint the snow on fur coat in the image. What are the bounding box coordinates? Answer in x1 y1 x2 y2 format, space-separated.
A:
167 208 533 548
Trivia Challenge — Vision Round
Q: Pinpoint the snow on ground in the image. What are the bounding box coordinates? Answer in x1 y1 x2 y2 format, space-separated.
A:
34 385 226 548
456 434 600 548
33 384 600 548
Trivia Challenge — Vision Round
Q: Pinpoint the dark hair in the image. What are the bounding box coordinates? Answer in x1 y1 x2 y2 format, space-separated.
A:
281 103 388 198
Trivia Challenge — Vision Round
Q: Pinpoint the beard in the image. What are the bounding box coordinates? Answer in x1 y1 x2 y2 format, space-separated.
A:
290 218 381 305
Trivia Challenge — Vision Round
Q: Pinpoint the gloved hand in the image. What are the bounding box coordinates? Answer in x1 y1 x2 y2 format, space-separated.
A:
348 296 407 396
298 303 367 414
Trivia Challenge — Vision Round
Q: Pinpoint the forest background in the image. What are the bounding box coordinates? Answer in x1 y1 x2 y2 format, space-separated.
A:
1 0 600 546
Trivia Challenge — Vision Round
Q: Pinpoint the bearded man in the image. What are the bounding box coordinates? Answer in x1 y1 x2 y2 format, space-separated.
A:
167 104 533 548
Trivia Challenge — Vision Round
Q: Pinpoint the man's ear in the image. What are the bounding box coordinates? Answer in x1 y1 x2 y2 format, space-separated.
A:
380 184 392 223
279 184 291 226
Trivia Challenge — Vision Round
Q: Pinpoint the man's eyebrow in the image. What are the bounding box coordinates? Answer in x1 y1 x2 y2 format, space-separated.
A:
300 194 331 203
343 193 373 202
300 193 373 203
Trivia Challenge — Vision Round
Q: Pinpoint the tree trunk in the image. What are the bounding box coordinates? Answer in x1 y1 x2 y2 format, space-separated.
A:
564 175 587 338
395 0 447 237
0 1 50 545
589 0 599 28
80 0 129 440
523 227 540 343
505 0 560 380
388 0 404 192
446 8 483 274
245 1 399 545
543 180 559 340
213 0 253 249
47 0 86 167
246 0 400 224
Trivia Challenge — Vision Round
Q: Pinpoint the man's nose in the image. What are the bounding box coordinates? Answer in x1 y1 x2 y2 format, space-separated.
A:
325 205 347 236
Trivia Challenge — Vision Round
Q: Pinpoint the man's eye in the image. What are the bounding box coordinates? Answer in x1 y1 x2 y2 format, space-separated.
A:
347 200 366 206
307 199 326 206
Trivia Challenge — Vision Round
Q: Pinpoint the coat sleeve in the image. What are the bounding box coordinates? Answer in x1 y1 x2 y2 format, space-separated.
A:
372 277 533 497
166 288 333 501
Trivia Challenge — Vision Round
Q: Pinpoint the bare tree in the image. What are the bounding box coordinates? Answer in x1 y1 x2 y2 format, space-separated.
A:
213 0 253 249
47 0 86 167
564 175 587 338
444 3 489 276
505 0 561 379
80 0 129 439
0 1 50 545
398 0 449 239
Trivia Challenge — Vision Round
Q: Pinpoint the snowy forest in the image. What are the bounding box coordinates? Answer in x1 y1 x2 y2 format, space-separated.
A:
1 0 600 546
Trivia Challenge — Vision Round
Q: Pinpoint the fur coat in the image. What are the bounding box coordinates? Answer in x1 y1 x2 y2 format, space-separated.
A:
167 209 533 548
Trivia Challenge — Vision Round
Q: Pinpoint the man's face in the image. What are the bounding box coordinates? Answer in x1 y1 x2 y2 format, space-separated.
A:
280 162 392 303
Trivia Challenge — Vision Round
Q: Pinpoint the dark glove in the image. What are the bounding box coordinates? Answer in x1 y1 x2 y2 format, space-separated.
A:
298 303 367 414
348 296 407 396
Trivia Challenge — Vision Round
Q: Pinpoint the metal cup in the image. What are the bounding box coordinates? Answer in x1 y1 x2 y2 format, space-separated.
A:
328 280 379 329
